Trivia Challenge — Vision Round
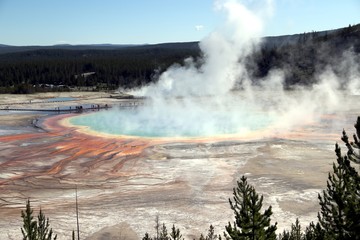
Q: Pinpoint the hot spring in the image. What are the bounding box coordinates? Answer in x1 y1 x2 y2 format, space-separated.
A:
69 98 276 138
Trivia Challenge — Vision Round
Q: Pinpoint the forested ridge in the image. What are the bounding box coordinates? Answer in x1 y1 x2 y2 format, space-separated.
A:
0 43 200 93
0 24 359 93
251 24 360 87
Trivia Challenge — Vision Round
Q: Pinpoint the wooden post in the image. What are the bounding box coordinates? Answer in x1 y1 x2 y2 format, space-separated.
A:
76 186 80 240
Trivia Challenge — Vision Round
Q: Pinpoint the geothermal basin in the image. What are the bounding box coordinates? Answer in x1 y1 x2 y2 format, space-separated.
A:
0 91 359 239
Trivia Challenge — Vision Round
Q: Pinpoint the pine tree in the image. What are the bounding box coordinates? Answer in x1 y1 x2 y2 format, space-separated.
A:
341 116 360 164
143 232 153 240
317 143 360 239
278 230 290 240
336 143 360 238
225 176 277 240
205 225 217 240
159 223 169 240
290 219 302 240
303 222 324 240
21 199 37 240
277 219 303 240
21 199 57 240
144 215 178 240
200 225 222 240
37 208 57 240
169 224 183 240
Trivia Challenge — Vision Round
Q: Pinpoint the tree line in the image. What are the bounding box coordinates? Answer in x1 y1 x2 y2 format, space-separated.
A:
0 44 200 94
0 24 359 94
20 116 360 239
250 24 360 87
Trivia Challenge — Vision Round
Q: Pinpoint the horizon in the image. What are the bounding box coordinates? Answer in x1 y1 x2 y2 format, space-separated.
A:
0 0 359 46
0 23 357 47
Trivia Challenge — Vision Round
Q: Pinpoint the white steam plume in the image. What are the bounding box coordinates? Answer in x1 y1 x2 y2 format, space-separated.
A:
134 0 266 98
112 0 358 138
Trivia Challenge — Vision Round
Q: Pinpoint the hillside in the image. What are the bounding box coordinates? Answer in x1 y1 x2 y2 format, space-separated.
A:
0 42 200 93
0 24 359 93
255 24 360 87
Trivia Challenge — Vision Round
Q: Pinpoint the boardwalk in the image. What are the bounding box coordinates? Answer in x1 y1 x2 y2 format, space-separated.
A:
0 101 145 112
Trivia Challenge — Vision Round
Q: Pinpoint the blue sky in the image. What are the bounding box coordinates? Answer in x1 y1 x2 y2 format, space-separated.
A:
0 0 359 46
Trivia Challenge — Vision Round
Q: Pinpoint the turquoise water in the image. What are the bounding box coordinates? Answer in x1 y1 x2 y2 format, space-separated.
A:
70 104 274 138
47 97 76 102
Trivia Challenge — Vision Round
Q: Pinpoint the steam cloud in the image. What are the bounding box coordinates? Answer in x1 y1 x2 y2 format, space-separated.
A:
103 0 359 138
135 0 265 98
